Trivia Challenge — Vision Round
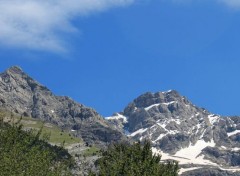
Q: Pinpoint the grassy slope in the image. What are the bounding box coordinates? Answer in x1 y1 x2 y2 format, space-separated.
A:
1 110 100 156
21 116 81 145
83 146 100 157
2 111 80 146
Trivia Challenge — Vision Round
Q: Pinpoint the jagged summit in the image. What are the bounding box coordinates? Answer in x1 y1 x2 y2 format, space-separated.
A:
3 66 33 80
6 65 23 73
130 90 187 109
1 66 50 94
2 66 27 79
0 66 125 145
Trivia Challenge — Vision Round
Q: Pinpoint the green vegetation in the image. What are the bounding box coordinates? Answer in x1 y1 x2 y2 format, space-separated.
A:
0 110 179 176
92 141 179 176
83 146 100 157
0 112 74 176
3 112 81 146
22 117 81 145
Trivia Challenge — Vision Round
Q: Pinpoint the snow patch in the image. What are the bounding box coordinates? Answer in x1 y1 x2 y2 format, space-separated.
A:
162 101 176 106
144 101 176 111
218 166 240 172
153 147 240 173
129 128 148 137
208 114 220 125
157 122 167 129
227 117 236 127
221 146 227 149
171 118 181 125
145 103 161 111
175 139 216 160
200 129 206 139
232 147 240 151
227 130 240 137
179 167 202 175
195 124 202 134
162 90 173 94
153 134 166 143
106 113 128 123
152 146 217 166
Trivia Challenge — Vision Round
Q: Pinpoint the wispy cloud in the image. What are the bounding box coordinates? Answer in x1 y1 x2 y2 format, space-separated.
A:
220 0 240 8
167 0 240 8
0 0 133 52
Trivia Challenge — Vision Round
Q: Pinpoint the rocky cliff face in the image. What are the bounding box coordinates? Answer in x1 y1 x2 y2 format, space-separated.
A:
107 90 240 175
0 66 125 145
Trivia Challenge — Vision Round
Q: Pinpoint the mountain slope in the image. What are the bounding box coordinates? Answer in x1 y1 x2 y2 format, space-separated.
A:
0 66 125 145
107 90 240 175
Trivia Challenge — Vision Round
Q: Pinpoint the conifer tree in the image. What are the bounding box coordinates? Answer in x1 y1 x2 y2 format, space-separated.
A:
94 140 179 176
0 111 74 176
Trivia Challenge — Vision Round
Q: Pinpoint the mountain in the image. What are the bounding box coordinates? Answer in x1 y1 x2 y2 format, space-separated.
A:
0 66 125 145
106 90 240 175
1 66 240 175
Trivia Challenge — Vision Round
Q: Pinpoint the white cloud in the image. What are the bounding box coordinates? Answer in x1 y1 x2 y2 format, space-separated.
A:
220 0 240 8
0 0 133 52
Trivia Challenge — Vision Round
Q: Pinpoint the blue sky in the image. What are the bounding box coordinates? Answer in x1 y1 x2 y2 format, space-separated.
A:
0 0 240 116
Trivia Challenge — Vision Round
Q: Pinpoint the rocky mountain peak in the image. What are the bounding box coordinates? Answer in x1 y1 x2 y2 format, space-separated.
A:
107 90 240 175
0 66 125 145
122 90 198 132
130 90 186 109
6 65 23 74
1 66 49 93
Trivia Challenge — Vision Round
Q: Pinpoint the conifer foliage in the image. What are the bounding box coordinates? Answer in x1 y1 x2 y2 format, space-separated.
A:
0 112 73 176
95 140 179 176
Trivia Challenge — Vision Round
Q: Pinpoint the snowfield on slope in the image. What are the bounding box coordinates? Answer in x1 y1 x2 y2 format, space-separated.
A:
152 139 240 175
152 139 217 166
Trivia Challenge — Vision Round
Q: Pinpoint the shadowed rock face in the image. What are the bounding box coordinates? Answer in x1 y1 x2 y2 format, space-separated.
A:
202 147 240 166
107 90 240 175
0 66 125 145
